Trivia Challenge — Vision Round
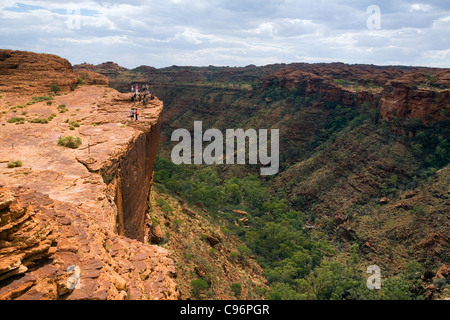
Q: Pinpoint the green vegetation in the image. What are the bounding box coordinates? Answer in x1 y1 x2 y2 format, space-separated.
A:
155 156 428 300
32 95 53 103
230 283 242 298
151 75 449 300
7 117 25 124
50 84 61 94
30 113 56 124
99 64 449 300
155 197 174 215
58 104 68 113
334 78 358 87
68 121 80 130
101 171 115 184
191 278 210 297
58 136 82 149
7 160 23 168
69 121 80 127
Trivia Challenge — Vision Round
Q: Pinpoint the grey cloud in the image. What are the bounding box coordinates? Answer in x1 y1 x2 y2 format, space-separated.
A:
0 0 449 68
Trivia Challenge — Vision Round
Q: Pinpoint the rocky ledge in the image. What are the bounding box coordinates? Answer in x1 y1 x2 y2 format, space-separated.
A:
0 50 178 300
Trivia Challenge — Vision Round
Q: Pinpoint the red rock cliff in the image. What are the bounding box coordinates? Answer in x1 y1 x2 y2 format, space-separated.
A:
0 50 177 300
263 63 450 125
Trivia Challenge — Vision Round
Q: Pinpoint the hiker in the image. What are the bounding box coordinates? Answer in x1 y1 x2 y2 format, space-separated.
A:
143 91 149 105
134 108 139 121
130 108 135 120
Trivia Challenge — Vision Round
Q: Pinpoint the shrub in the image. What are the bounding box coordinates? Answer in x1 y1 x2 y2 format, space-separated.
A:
30 118 49 124
209 248 217 257
101 171 115 184
50 84 61 94
69 121 80 128
58 104 68 113
7 117 25 124
173 219 182 229
434 278 448 289
230 283 242 298
32 96 53 103
229 251 239 260
191 279 209 297
30 113 56 124
411 143 423 157
237 244 252 256
411 206 425 215
156 197 173 214
58 136 82 149
7 160 23 168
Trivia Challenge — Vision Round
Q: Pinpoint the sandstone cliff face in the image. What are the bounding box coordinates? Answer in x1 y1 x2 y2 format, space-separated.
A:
380 81 450 124
0 50 178 300
0 50 78 94
264 64 450 125
105 116 162 241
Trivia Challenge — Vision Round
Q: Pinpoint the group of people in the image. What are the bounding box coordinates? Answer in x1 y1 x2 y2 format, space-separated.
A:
130 84 154 106
128 84 157 121
130 108 139 121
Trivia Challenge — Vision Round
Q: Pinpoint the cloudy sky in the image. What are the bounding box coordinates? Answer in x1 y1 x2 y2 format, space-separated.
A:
0 0 449 68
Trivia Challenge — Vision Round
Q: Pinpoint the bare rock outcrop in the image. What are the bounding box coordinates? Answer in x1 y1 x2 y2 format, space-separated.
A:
0 50 178 300
0 49 78 94
0 188 56 284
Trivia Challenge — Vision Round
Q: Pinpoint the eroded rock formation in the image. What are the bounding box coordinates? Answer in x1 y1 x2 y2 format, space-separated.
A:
0 50 178 300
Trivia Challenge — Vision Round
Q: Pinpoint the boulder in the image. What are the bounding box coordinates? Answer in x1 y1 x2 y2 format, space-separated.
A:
149 225 164 244
206 235 220 247
435 264 450 281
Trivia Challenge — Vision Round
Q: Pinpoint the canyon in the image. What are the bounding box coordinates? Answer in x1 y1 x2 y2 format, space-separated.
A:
0 49 268 300
80 60 449 300
0 49 448 300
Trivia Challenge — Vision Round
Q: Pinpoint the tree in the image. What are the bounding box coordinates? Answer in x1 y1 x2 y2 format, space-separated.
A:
224 182 242 205
50 84 61 94
411 143 423 157
191 279 209 298
230 283 242 298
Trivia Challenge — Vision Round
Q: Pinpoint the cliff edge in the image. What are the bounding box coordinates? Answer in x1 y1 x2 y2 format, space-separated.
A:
0 50 178 300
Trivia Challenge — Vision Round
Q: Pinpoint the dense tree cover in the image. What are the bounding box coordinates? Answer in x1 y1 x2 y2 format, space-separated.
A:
153 81 448 300
154 158 426 300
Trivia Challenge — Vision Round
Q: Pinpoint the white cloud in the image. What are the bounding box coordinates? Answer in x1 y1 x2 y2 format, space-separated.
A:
410 3 431 12
0 0 449 68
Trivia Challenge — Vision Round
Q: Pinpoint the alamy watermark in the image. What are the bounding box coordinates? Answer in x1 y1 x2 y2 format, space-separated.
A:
367 5 381 30
67 265 81 290
171 121 279 176
366 265 382 290
66 6 81 30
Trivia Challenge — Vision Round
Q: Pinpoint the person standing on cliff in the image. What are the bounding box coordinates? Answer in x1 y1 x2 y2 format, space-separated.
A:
130 108 135 120
135 108 139 121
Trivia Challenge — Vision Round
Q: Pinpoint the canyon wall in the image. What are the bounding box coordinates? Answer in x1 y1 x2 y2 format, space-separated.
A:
79 62 450 127
111 117 162 241
265 64 450 124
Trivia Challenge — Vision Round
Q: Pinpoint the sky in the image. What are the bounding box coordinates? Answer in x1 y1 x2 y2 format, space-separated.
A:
0 0 449 68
